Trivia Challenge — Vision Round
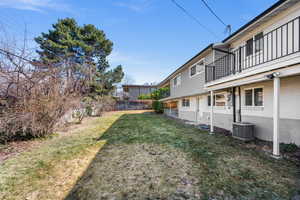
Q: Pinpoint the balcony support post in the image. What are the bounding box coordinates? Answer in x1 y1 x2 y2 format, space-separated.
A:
273 74 281 158
210 90 214 134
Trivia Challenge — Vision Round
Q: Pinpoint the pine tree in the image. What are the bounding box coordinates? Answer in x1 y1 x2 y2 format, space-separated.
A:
35 18 124 96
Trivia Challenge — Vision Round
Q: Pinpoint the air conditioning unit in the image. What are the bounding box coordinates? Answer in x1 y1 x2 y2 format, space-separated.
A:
232 122 255 141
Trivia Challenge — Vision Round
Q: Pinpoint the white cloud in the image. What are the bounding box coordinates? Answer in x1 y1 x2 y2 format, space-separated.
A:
114 0 153 12
0 0 71 12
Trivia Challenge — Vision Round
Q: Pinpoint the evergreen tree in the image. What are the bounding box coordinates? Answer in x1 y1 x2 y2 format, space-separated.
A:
35 18 124 96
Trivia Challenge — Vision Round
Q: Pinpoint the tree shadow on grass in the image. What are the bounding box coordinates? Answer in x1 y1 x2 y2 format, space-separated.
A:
64 113 300 200
63 113 211 199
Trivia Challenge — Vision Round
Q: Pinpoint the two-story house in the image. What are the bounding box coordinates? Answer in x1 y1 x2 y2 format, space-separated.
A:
159 0 300 157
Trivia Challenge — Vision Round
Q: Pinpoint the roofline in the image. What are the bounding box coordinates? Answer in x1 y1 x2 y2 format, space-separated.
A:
159 91 209 102
222 0 287 43
122 84 157 88
158 0 289 87
158 43 213 87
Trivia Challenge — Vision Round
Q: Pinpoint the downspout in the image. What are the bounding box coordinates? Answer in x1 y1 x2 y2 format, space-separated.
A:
232 87 236 123
238 86 242 122
196 97 199 123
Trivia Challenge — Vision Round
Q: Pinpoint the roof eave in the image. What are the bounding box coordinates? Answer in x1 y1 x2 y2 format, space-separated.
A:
158 43 213 87
222 0 287 43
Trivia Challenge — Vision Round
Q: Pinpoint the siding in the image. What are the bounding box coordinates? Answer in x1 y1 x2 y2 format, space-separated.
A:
169 52 212 99
231 2 300 49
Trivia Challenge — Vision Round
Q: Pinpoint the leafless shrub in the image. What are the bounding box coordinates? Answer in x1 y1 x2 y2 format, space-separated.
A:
83 96 116 117
0 40 87 143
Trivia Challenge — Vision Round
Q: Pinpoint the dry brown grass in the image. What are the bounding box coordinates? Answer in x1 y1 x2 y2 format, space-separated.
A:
0 111 120 200
1 111 299 200
66 143 202 199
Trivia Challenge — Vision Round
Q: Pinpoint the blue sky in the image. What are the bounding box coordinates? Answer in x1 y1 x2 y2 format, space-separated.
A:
0 0 277 84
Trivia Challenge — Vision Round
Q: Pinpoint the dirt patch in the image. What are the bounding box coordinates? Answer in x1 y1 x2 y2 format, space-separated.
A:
0 140 41 163
66 143 202 200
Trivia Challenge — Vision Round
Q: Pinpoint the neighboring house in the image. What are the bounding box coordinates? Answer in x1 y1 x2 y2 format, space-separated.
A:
122 84 157 101
159 0 300 157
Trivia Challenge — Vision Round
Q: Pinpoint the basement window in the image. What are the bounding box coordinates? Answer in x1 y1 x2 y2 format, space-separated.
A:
182 98 190 107
208 95 214 106
208 93 226 106
215 93 226 106
245 87 263 107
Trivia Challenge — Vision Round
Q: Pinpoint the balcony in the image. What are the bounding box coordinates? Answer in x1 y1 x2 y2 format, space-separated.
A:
206 16 300 83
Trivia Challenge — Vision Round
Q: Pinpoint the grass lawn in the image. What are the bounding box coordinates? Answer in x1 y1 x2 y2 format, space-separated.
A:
1 111 299 200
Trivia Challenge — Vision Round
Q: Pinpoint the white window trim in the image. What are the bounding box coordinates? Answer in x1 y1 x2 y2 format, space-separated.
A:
181 98 190 107
244 86 264 108
214 92 227 107
189 59 205 78
173 73 181 88
208 92 227 107
243 31 264 58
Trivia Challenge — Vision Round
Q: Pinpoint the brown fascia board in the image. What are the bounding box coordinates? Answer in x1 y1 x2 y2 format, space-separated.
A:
158 43 213 87
122 84 157 88
222 0 287 43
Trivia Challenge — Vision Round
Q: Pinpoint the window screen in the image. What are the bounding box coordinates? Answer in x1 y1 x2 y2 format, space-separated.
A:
255 32 263 53
246 38 253 56
254 88 263 106
245 89 253 106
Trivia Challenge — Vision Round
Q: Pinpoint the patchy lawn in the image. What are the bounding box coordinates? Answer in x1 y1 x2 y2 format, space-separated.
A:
0 112 123 200
1 111 299 200
67 112 299 200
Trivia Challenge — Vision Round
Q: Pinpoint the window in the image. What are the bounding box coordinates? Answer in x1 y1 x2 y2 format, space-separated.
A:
215 93 226 106
255 32 263 53
182 98 190 107
208 95 213 106
254 88 263 106
190 60 204 77
245 89 253 106
190 65 196 76
245 88 263 106
246 38 253 56
173 75 181 87
208 93 226 106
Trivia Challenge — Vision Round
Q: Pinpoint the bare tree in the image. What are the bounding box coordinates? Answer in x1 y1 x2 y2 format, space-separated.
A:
0 33 87 143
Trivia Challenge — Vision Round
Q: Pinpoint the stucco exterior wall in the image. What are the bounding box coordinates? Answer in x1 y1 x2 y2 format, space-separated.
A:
239 76 300 119
170 75 300 145
199 112 300 145
203 75 300 145
178 97 197 121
